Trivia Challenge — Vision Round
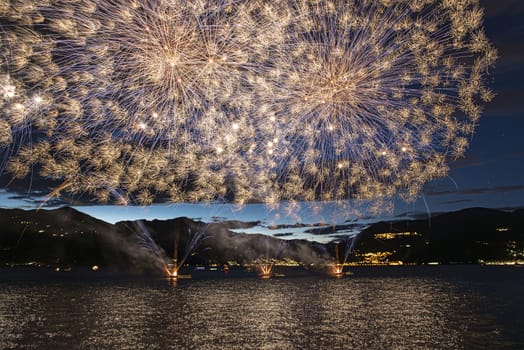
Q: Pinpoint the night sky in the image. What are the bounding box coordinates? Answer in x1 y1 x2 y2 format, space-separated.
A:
417 0 524 213
0 0 523 240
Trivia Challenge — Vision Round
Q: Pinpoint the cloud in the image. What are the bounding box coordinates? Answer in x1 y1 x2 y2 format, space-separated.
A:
273 232 294 237
449 154 488 169
304 223 364 235
439 199 474 205
3 191 84 208
425 184 524 197
8 195 66 207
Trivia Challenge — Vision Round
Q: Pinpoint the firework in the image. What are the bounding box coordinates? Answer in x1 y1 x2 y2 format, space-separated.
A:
42 0 266 143
0 0 496 210
166 228 208 279
330 238 356 277
332 243 344 277
258 262 273 278
260 0 497 204
0 2 55 169
0 0 270 204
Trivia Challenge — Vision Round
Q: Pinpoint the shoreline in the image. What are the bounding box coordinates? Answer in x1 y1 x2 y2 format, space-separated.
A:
1 264 523 283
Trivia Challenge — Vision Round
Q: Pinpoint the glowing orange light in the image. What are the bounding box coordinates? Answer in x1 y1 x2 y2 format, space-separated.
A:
333 264 344 277
259 263 272 279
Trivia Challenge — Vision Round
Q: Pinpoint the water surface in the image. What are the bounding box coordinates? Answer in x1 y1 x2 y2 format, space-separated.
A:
1 266 523 349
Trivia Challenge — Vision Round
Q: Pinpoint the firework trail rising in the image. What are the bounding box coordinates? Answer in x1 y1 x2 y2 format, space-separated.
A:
166 228 209 277
0 0 496 211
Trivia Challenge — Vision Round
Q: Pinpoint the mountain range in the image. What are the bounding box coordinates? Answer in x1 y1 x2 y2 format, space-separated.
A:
0 206 523 272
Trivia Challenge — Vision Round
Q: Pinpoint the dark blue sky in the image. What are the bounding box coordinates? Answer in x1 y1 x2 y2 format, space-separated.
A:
0 0 523 236
415 0 524 214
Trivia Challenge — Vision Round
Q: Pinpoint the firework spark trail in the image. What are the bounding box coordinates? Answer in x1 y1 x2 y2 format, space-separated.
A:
256 235 288 277
343 235 357 264
134 220 166 262
0 0 496 214
258 237 273 277
166 228 209 277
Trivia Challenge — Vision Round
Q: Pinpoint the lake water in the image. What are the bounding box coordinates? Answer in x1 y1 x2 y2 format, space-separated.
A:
1 266 523 349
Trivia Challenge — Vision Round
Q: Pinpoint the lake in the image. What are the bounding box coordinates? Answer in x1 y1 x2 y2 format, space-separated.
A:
1 266 523 349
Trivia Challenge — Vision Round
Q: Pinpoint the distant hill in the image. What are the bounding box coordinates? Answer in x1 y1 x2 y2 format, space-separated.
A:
0 207 163 271
115 217 329 266
1 207 523 271
0 207 328 271
350 207 524 264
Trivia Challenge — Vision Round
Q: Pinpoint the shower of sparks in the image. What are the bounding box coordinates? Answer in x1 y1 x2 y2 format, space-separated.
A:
0 0 496 212
258 262 273 278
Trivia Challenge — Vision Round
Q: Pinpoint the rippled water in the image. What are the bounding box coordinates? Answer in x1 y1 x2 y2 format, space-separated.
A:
1 266 523 350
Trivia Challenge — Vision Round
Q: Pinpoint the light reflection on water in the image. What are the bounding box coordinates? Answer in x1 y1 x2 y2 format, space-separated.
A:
1 266 523 349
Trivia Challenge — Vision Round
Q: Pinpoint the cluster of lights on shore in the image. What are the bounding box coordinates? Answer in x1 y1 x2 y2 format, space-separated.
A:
0 0 495 210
